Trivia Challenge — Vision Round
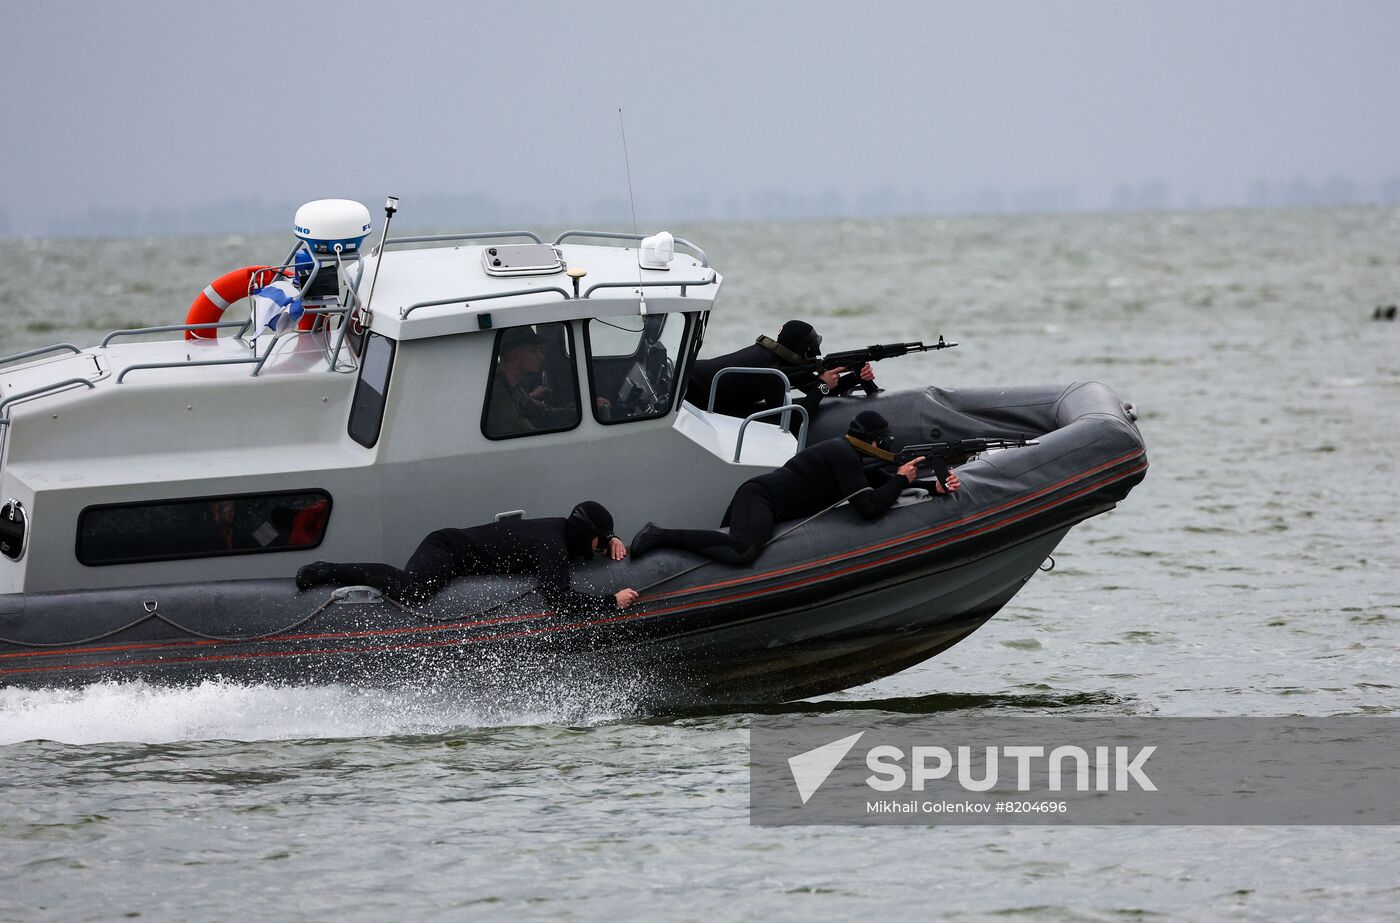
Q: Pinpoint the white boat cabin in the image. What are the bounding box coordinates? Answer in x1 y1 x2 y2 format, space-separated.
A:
0 211 808 594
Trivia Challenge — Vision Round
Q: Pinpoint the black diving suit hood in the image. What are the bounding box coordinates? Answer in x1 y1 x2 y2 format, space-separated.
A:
566 501 616 557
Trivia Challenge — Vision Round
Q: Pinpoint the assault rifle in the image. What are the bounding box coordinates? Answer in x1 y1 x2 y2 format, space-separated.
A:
896 436 1039 482
786 336 958 396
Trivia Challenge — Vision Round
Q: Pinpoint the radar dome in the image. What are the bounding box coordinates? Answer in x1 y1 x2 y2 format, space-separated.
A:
293 199 373 254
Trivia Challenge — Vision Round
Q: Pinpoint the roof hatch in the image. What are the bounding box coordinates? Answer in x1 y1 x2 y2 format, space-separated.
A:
481 244 565 277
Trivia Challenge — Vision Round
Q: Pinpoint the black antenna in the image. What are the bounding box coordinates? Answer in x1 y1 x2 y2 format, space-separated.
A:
618 108 647 315
618 108 641 239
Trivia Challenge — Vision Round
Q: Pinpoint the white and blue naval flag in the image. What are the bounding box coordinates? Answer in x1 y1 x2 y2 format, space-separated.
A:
250 280 305 334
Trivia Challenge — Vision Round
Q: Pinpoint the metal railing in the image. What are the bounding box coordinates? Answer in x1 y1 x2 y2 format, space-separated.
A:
304 305 356 373
0 238 374 398
0 378 97 426
397 274 714 320
377 229 708 268
102 321 249 347
704 367 809 462
582 275 717 298
551 230 709 268
733 405 809 463
0 344 82 369
116 357 261 384
383 230 544 251
400 286 572 320
707 367 796 422
248 305 350 377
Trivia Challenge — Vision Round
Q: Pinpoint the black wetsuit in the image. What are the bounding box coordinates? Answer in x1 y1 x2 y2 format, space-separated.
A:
685 342 828 418
299 518 614 611
642 438 915 565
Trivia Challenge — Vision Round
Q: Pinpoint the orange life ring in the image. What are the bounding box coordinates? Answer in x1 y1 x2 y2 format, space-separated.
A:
184 265 320 339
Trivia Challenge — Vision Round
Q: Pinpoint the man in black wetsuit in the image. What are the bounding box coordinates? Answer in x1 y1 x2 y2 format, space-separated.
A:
296 501 640 611
684 320 876 418
628 411 960 565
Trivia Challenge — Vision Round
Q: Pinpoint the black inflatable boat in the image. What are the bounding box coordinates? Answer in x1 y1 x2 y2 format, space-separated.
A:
0 382 1145 703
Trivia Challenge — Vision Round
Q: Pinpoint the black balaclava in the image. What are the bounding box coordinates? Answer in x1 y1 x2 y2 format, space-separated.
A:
848 410 893 451
777 320 823 359
565 501 615 557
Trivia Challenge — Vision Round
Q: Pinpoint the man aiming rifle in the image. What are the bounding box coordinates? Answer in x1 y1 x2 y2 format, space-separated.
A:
783 335 958 397
685 320 958 421
685 320 871 419
894 436 1040 484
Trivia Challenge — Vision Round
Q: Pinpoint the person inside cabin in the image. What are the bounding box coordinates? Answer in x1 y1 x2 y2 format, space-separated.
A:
208 500 248 551
628 411 959 565
296 501 640 611
483 326 579 436
684 320 876 418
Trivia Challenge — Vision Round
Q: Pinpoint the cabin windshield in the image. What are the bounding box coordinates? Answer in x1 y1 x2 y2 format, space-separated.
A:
585 313 688 424
481 322 581 440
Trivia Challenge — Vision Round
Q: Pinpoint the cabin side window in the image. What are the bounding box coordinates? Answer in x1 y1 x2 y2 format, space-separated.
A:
481 322 582 440
77 491 332 566
584 313 689 424
348 332 396 448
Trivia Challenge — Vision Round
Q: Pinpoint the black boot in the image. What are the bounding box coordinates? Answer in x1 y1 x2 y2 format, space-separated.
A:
295 561 337 591
295 561 415 599
629 523 662 559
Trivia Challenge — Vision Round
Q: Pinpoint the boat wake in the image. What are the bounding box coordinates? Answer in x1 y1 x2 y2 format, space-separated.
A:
0 676 645 746
656 689 1132 721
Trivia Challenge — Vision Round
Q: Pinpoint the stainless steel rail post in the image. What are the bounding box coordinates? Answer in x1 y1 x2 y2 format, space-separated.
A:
733 405 810 463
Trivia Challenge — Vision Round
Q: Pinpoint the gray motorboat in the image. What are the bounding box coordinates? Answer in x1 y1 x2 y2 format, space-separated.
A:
0 200 1147 702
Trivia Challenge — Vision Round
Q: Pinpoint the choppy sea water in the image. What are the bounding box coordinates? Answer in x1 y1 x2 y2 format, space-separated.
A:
1 207 1398 920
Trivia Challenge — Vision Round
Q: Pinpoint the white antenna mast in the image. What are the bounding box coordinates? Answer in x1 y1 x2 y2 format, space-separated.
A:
618 107 647 315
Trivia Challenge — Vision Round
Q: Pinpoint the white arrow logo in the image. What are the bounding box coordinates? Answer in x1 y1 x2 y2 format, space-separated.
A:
787 731 865 805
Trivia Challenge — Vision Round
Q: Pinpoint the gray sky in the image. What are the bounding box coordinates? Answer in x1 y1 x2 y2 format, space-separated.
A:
3 0 1399 235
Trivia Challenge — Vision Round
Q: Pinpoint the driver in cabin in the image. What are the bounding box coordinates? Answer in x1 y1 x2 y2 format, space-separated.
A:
629 411 959 565
296 501 641 612
684 320 876 418
484 327 578 435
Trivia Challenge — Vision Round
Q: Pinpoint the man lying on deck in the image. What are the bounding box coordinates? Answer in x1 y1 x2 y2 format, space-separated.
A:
296 501 640 611
628 411 959 566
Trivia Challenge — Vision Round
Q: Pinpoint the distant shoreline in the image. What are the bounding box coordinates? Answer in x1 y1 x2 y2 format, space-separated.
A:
4 199 1399 244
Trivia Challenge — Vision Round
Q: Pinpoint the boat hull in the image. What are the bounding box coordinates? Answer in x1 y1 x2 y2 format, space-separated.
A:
0 381 1147 704
0 527 1071 704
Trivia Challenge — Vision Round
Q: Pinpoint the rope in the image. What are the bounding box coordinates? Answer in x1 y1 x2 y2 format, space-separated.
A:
0 585 537 650
0 595 338 649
